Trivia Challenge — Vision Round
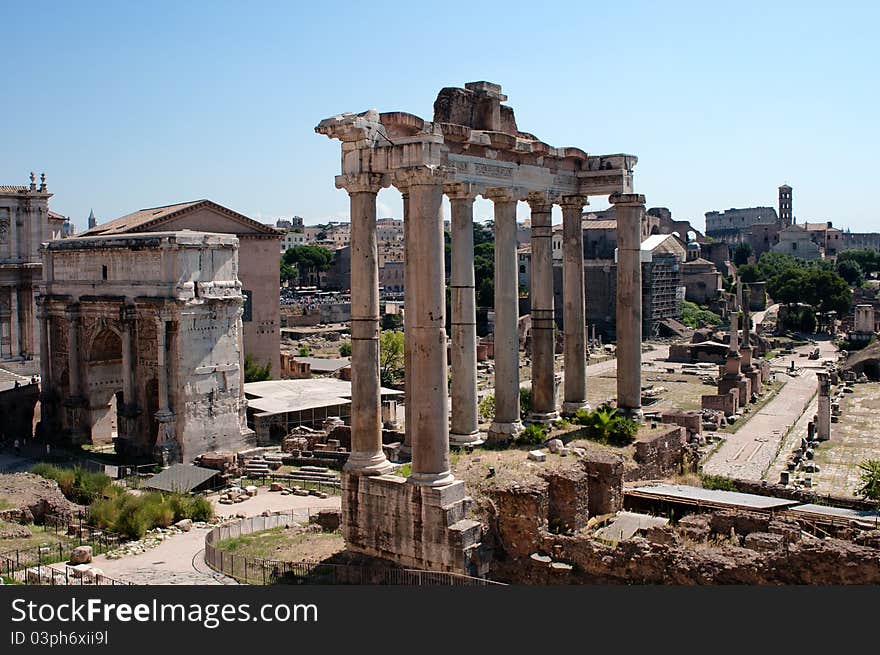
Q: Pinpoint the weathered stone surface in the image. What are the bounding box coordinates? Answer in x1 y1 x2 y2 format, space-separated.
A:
174 519 193 532
70 545 92 564
528 450 547 462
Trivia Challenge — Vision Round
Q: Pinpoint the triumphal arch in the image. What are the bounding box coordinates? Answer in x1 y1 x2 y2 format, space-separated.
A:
37 232 255 464
317 81 647 573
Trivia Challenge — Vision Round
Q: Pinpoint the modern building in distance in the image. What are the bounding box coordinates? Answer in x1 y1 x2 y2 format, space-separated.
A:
80 199 281 376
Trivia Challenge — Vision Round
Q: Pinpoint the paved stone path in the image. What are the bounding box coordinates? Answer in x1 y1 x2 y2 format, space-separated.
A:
90 492 340 585
703 338 837 481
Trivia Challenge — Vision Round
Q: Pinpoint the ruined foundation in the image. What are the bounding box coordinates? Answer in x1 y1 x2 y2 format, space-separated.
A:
341 473 485 575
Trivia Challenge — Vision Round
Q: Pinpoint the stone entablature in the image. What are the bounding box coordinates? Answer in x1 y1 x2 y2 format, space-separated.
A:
38 232 255 463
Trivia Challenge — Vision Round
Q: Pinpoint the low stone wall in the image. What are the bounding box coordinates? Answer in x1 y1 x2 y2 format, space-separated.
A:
631 426 687 480
702 390 738 416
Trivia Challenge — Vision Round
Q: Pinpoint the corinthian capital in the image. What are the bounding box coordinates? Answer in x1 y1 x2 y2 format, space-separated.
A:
335 173 390 195
484 186 526 203
444 182 482 201
559 194 589 211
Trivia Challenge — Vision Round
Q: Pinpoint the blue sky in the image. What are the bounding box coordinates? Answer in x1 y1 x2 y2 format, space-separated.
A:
2 1 877 233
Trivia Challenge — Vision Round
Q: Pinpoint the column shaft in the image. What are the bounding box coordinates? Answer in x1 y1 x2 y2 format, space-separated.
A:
448 190 481 444
122 318 134 406
38 310 50 386
67 307 81 396
156 317 169 412
488 192 523 442
528 196 557 422
9 288 19 358
561 198 588 415
612 193 645 420
407 176 453 485
402 190 412 449
342 176 392 475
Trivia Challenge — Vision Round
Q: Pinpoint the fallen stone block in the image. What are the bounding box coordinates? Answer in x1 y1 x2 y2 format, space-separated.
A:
70 545 93 564
175 519 193 532
528 450 547 462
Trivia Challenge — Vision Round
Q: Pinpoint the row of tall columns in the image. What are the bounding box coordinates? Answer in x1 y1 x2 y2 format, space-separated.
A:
612 193 646 420
527 193 558 423
338 175 647 479
487 189 523 443
447 184 481 445
561 196 589 415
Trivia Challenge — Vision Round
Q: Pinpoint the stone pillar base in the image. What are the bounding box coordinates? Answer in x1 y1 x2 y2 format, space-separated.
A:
562 401 589 417
526 410 560 426
343 451 394 476
487 420 523 444
718 376 752 407
62 395 89 446
409 470 456 487
449 431 485 447
341 473 487 575
616 406 644 422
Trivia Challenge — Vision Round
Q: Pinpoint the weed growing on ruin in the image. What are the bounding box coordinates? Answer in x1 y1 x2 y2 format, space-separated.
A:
700 474 738 491
856 459 880 500
31 463 113 504
518 424 548 446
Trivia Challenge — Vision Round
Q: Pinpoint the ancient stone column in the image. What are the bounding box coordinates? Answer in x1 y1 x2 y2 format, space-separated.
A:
37 307 50 387
337 173 393 476
447 183 481 445
527 192 558 424
817 372 831 441
487 188 523 443
120 306 136 407
611 193 645 421
401 187 412 451
66 304 82 398
9 288 19 358
156 316 169 412
561 195 589 416
401 168 454 485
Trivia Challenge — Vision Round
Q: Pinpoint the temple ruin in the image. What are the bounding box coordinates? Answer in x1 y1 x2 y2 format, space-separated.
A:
37 231 255 464
316 81 644 572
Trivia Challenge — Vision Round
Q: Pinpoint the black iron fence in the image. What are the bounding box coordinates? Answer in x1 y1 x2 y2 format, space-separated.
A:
204 512 501 586
0 541 131 586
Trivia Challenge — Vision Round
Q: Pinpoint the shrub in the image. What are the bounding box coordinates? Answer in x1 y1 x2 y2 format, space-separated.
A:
31 463 112 504
700 474 738 491
856 459 880 500
518 424 548 445
571 405 638 446
478 394 495 422
519 387 532 416
87 491 213 539
339 342 352 357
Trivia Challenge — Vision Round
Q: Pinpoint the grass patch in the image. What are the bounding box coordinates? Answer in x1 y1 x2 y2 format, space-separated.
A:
0 497 12 511
0 521 77 553
216 526 344 562
700 474 738 491
89 490 213 540
31 463 113 504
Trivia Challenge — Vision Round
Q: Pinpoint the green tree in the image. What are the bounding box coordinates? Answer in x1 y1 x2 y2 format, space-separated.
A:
477 278 494 308
297 345 310 357
244 354 271 382
379 330 405 386
732 242 753 266
381 313 403 331
836 259 865 287
838 249 880 275
282 245 335 286
681 301 722 328
339 342 352 357
737 263 761 284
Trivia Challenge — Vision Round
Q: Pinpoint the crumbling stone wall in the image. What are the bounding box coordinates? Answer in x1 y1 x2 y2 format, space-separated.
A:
630 426 687 480
541 468 589 534
581 453 624 516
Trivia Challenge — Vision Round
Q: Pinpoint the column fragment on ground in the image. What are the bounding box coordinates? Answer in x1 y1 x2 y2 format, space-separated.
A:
486 188 523 443
447 183 482 445
527 192 558 423
337 173 393 476
561 195 588 415
611 193 645 421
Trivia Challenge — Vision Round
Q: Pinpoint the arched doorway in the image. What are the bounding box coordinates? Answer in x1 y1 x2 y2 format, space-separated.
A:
85 328 124 445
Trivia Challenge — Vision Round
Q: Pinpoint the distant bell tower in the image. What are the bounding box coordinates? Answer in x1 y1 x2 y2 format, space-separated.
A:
88 209 97 229
778 184 792 227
